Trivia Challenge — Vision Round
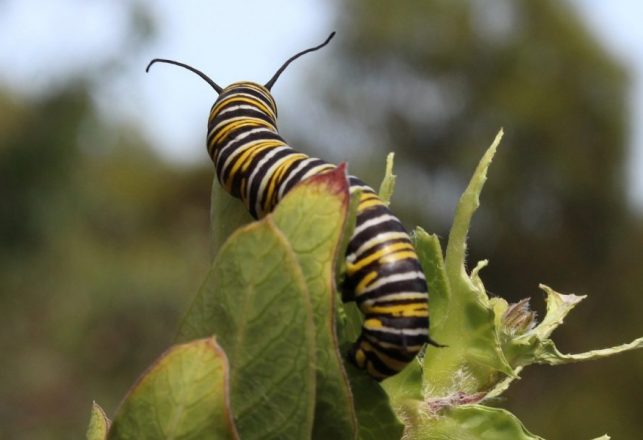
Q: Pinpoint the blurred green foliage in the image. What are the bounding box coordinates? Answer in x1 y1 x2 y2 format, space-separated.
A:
0 0 641 438
316 0 643 438
0 86 211 439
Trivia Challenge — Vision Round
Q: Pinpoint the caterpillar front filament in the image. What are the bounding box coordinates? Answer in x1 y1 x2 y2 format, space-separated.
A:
147 33 431 380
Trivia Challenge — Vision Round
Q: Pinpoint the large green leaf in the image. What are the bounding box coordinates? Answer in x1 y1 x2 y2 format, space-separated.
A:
270 166 359 439
176 219 316 439
421 129 514 395
107 337 237 440
408 405 543 440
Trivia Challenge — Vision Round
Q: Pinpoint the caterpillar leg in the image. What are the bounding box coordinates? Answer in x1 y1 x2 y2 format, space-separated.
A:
348 314 429 381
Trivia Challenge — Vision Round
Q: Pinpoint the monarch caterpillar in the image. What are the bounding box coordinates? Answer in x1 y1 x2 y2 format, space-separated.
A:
147 32 432 380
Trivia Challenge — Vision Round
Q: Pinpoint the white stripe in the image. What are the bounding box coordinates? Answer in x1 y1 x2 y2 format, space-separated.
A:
362 271 426 294
352 213 397 237
219 138 272 179
220 92 276 119
209 115 245 136
346 231 410 263
277 161 334 200
214 127 273 161
298 163 334 181
208 115 271 140
365 325 429 337
218 104 263 116
254 150 298 215
349 184 373 194
360 292 427 308
276 157 317 199
247 146 292 213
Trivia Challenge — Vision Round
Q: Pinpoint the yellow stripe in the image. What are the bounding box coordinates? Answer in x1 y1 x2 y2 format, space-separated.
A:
359 339 408 372
346 243 415 274
239 83 277 117
263 153 307 211
212 118 273 145
358 197 385 210
366 364 387 380
359 193 380 203
210 95 274 120
224 142 281 191
355 271 378 294
367 304 428 317
353 347 367 367
381 250 419 265
370 339 424 353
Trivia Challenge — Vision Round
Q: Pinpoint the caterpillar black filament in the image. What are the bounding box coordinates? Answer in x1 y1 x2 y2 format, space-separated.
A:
147 32 431 380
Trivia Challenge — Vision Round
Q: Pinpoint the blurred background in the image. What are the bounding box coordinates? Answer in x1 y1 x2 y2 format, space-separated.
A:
1 0 642 438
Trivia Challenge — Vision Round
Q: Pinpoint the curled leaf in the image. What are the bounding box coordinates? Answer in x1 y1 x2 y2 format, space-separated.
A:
86 401 110 440
108 337 238 440
378 152 397 205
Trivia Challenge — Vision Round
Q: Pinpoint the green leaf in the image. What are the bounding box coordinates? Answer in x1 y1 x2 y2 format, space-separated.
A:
176 219 316 439
381 358 424 404
209 173 253 261
422 129 514 395
535 336 643 365
270 166 358 439
444 129 503 281
337 301 364 347
413 227 449 333
531 284 586 340
86 401 110 440
503 285 643 368
377 152 396 205
336 181 363 348
107 337 238 440
346 365 405 440
406 405 544 440
335 173 361 295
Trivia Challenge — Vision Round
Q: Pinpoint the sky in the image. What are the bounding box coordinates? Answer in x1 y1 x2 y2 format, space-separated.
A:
1 0 642 210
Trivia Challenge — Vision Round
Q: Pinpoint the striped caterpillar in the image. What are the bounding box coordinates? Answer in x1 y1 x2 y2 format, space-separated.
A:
147 33 431 380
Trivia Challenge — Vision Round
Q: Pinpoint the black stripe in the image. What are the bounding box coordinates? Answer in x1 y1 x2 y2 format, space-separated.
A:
347 209 409 255
279 157 331 196
367 296 429 309
208 109 276 152
362 344 402 375
362 330 425 360
344 239 415 288
246 147 297 217
219 86 276 111
215 132 284 194
348 337 399 377
209 106 274 135
354 275 427 304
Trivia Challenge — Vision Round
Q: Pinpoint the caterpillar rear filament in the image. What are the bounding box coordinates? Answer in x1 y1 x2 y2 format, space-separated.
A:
147 32 431 380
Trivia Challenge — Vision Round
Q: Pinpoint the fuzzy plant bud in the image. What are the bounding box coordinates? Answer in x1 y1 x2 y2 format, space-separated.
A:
501 298 537 336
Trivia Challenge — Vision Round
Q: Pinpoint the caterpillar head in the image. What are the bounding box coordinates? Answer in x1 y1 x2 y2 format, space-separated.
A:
147 33 335 159
145 31 335 101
